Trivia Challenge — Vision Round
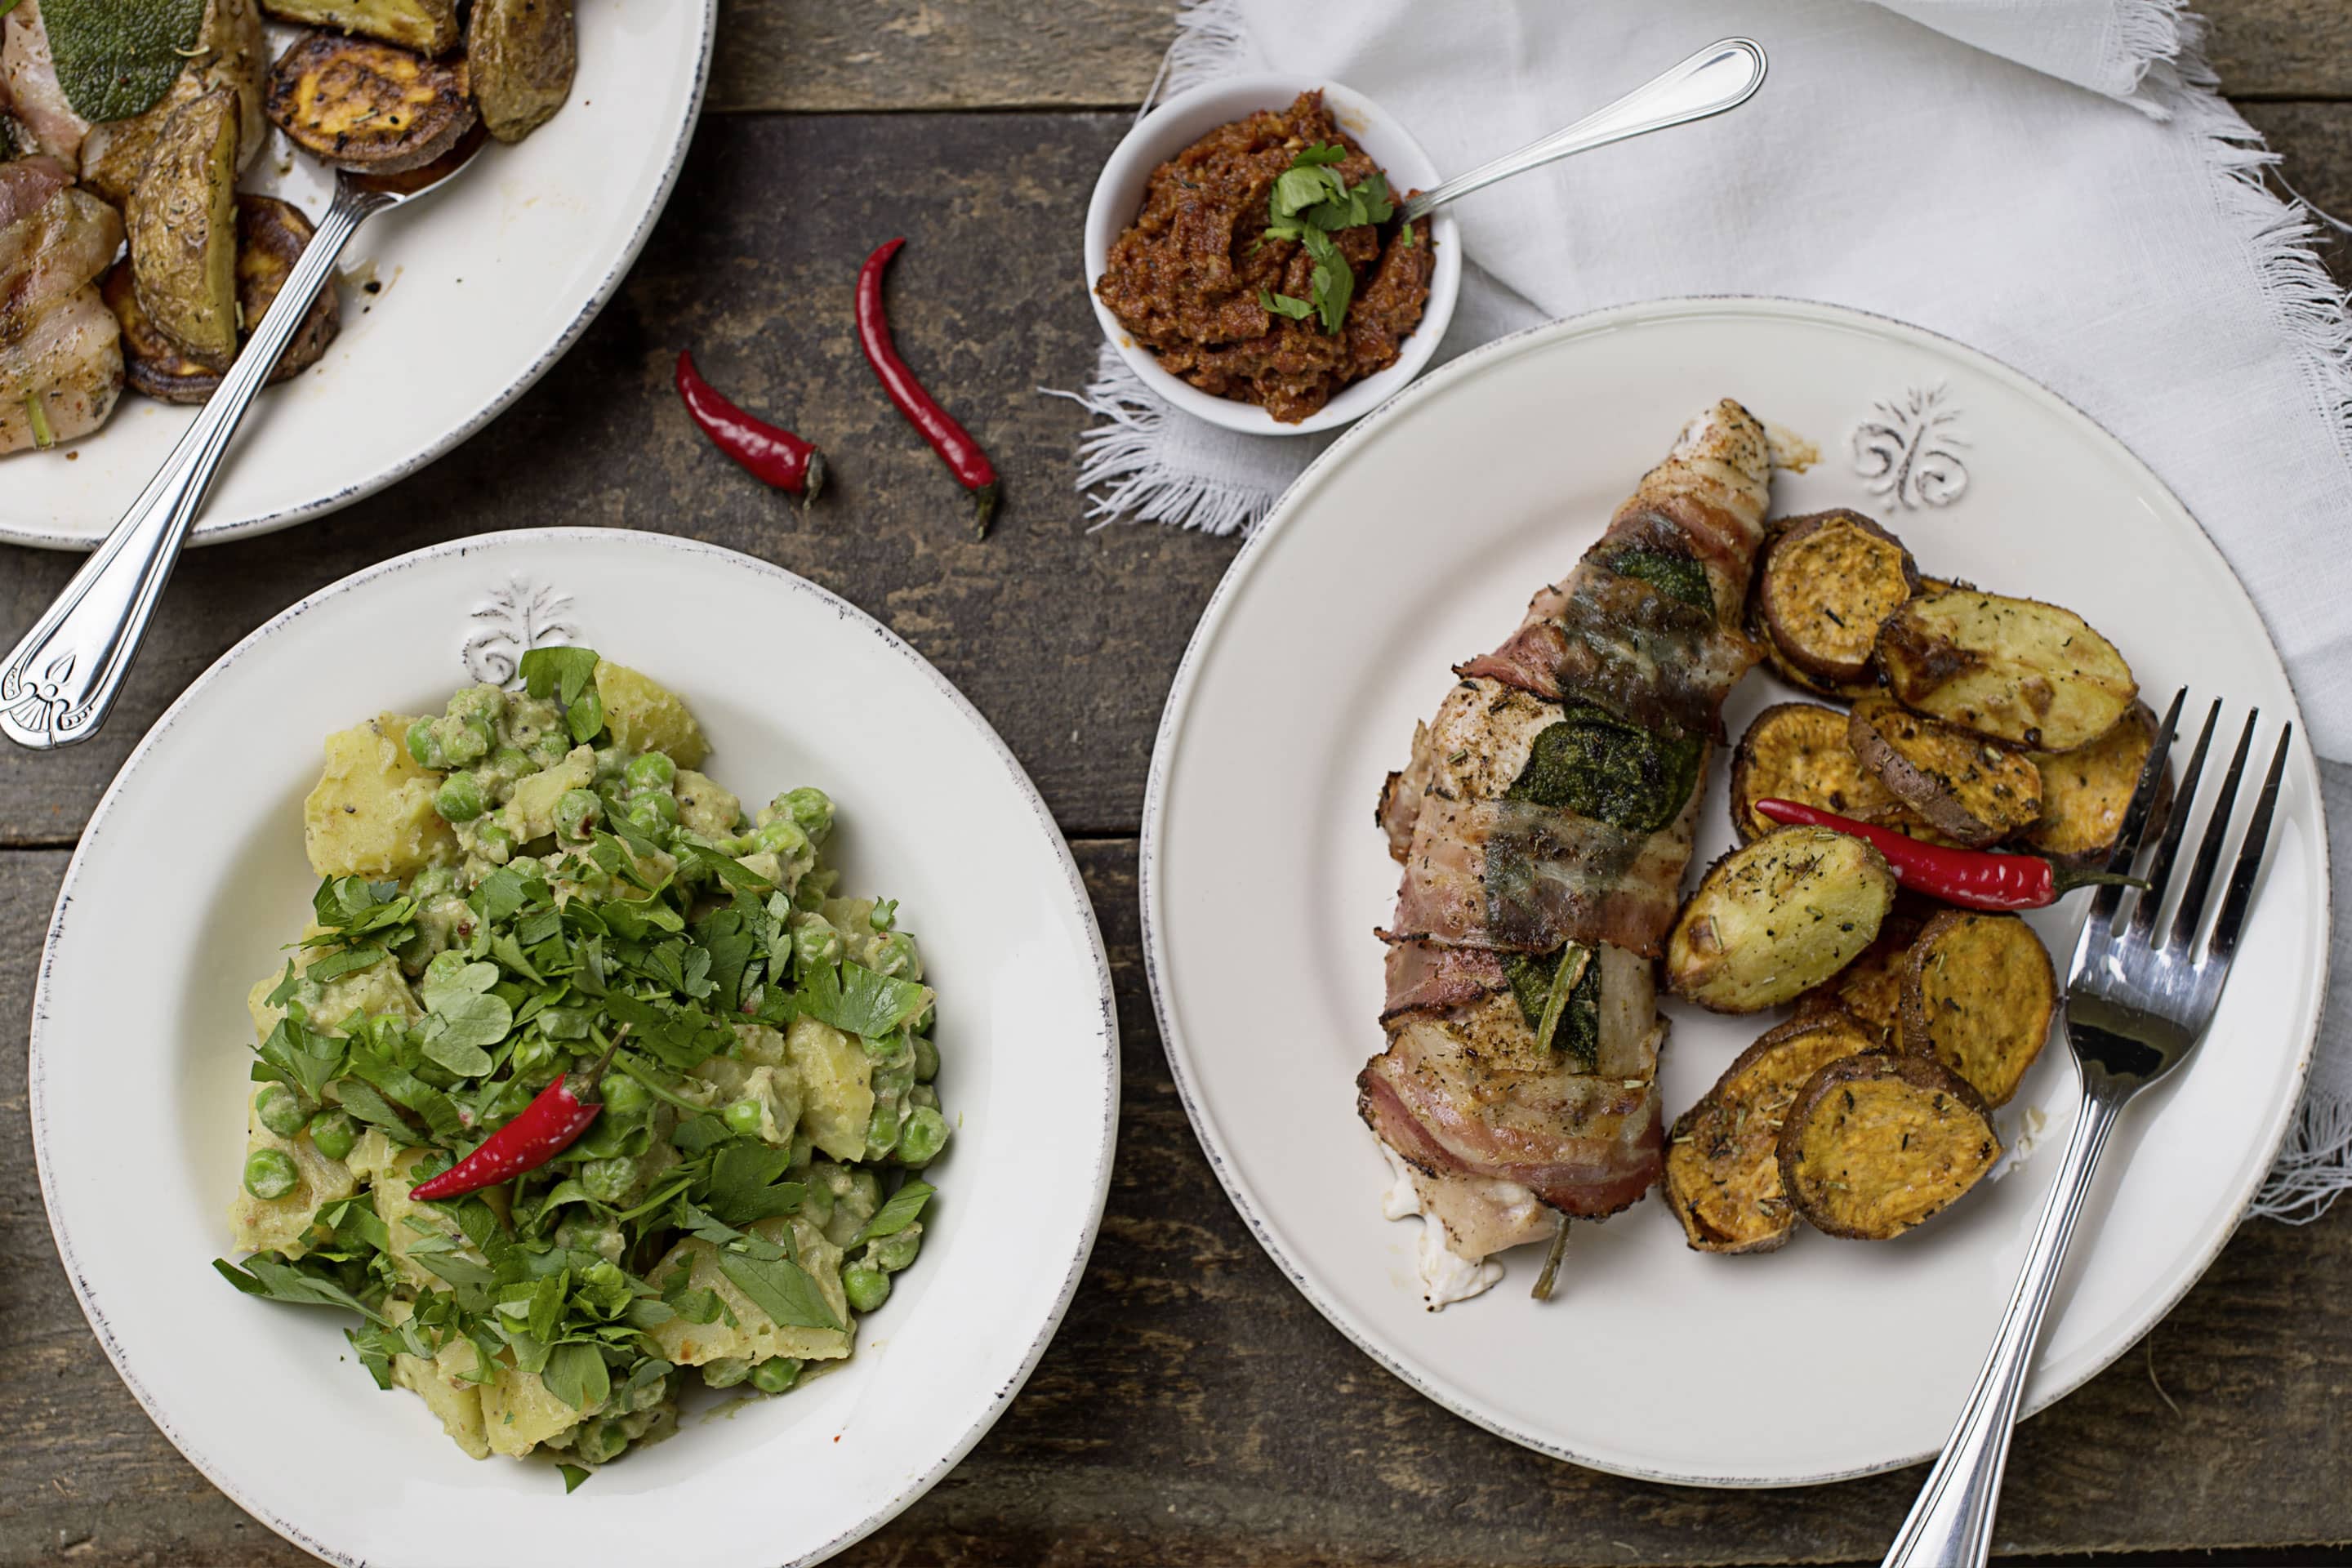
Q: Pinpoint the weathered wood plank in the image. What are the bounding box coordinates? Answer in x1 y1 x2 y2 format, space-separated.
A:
0 112 1234 847
696 0 2352 114
2239 100 2352 293
2 843 2347 1565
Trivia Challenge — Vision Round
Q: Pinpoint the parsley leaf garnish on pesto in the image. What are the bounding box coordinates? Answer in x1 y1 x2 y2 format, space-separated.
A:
1263 143 1398 333
1259 287 1314 322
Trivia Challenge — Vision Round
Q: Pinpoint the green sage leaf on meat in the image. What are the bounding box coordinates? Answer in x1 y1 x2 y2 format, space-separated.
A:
38 0 207 122
716 1250 843 1333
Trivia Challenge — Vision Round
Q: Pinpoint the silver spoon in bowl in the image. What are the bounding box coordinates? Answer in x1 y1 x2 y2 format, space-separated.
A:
0 124 492 751
1401 38 1766 225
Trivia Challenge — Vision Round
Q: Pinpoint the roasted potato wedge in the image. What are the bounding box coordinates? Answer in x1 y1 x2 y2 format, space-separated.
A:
1847 693 2044 848
1758 641 1883 702
1793 901 1930 1044
261 0 460 56
1731 702 1902 841
2024 699 2170 866
1665 826 1897 1014
1777 1053 2000 1241
1664 1013 1886 1254
1878 589 2137 753
469 0 577 143
79 0 270 207
105 197 342 403
1898 909 2056 1107
1754 510 1919 686
266 31 476 174
127 89 243 372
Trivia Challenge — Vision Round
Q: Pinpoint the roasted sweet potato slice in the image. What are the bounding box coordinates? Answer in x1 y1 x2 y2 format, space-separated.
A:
1898 909 2056 1107
2024 699 2169 866
261 0 461 55
1754 510 1919 686
1777 1053 2000 1240
1665 1013 1886 1254
1665 826 1897 1014
105 197 342 403
1878 589 2137 753
266 31 476 174
1731 702 1900 841
1792 902 1929 1044
1847 693 2043 848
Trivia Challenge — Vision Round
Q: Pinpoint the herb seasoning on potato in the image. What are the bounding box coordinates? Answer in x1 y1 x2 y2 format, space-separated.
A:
1878 588 2138 752
1753 509 1920 688
1665 826 1897 1013
1898 909 2057 1106
1776 1053 2001 1241
1846 693 2044 847
126 87 242 370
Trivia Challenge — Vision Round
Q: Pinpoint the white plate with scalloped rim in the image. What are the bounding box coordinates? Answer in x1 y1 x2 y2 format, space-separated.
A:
1143 297 2331 1487
30 529 1119 1566
1 1 715 550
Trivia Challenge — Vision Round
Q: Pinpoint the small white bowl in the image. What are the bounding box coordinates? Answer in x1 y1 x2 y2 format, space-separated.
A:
1083 74 1462 437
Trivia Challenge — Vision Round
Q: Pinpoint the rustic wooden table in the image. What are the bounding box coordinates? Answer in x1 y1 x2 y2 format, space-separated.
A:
3 4 2348 1562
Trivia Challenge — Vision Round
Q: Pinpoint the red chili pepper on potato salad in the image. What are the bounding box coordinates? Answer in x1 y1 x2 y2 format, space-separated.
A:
1753 798 2136 911
675 350 827 502
409 1040 620 1200
856 238 1000 538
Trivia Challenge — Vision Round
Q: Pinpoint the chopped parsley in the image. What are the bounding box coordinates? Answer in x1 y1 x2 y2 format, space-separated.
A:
1262 141 1396 333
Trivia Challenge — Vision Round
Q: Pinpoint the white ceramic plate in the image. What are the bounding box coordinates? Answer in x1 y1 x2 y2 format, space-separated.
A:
1144 298 2331 1487
2 2 715 550
31 530 1119 1565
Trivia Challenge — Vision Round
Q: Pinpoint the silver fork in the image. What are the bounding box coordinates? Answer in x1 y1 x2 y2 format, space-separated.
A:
1882 688 2293 1568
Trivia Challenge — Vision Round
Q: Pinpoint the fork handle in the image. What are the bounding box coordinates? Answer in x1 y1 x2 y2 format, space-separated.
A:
1882 1080 2127 1568
0 183 386 751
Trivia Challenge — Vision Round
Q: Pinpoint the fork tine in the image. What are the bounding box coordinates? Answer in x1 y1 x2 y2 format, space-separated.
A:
2206 724 2292 964
2073 688 2184 977
2167 709 2258 953
2125 697 2221 946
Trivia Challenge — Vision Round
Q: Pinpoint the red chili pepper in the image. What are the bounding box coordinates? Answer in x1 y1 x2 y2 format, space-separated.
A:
410 1041 619 1202
675 351 826 505
856 238 999 539
1754 799 2136 911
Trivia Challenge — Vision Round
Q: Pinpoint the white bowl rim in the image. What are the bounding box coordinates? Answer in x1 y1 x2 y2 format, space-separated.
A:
2 3 720 554
1083 71 1463 438
27 526 1123 1563
1138 293 2332 1489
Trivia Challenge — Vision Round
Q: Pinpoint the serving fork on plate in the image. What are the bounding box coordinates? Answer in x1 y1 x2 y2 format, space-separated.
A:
1882 688 2292 1568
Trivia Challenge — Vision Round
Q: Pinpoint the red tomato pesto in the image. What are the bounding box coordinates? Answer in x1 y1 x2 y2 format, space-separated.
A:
1094 91 1435 424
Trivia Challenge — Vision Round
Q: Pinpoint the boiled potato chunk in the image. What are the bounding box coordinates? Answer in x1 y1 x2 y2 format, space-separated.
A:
261 0 460 54
127 89 242 372
388 1315 491 1459
481 1362 593 1457
786 1017 873 1160
644 1218 852 1368
672 768 740 838
595 661 708 768
303 712 456 879
503 743 595 843
228 1089 359 1257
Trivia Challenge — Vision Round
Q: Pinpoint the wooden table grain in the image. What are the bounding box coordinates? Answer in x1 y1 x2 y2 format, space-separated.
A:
3 4 2348 1562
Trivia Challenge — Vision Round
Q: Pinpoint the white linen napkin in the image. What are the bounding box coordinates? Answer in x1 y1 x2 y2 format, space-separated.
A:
1067 0 2352 1217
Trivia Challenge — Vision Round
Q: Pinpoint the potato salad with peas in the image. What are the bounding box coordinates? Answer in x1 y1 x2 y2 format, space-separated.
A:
212 648 946 1483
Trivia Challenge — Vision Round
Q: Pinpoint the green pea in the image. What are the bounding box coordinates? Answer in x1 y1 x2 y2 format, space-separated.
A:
792 920 842 969
898 1107 949 1168
506 853 546 882
572 1417 629 1464
491 745 532 777
866 1222 921 1274
749 1356 802 1395
625 751 676 791
872 932 920 980
908 1084 938 1112
555 788 603 840
243 1148 300 1200
913 1033 939 1083
307 1110 358 1163
474 819 515 862
255 1085 312 1138
777 786 834 844
581 1156 636 1205
435 772 486 822
448 685 506 725
632 790 679 827
842 1264 890 1315
864 1098 902 1158
754 817 808 858
408 865 457 902
441 718 491 766
701 1356 752 1390
723 1098 766 1138
406 719 446 770
799 1181 835 1226
532 732 573 765
600 1075 650 1120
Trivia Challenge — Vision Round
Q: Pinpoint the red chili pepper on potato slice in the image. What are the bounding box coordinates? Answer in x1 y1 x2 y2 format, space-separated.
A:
1753 798 2136 911
675 350 826 504
409 1041 619 1202
856 238 1000 538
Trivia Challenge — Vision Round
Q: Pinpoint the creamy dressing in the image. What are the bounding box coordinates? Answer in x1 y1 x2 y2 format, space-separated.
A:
1987 1102 2052 1183
1379 1146 1506 1310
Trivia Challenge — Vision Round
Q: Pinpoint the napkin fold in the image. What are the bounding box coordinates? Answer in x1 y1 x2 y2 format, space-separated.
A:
1071 0 2352 1217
